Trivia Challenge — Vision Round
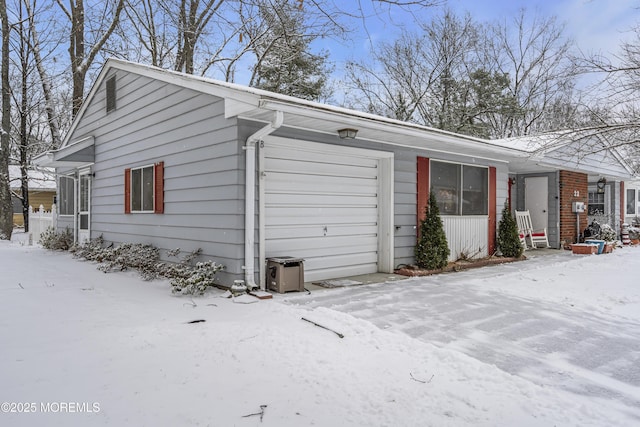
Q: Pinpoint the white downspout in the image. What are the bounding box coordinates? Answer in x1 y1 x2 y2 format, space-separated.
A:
244 110 283 290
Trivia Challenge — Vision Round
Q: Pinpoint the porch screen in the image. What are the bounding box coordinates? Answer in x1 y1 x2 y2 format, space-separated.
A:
59 175 75 216
431 161 488 216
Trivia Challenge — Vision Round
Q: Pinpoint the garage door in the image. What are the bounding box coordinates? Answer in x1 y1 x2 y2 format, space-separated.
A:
263 137 384 282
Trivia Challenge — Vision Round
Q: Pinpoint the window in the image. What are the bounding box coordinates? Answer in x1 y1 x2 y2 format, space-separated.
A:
131 165 154 212
125 162 164 214
59 175 75 216
588 191 605 215
431 161 488 215
106 75 116 112
628 189 637 215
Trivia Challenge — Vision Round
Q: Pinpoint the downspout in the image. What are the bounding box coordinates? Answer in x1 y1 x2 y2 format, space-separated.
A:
243 110 283 290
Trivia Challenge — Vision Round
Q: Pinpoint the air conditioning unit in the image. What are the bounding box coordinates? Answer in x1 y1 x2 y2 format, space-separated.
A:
267 257 305 293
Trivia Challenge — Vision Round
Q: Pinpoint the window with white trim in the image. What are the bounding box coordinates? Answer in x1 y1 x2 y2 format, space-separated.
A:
131 165 154 212
588 191 605 215
431 161 488 215
59 175 75 216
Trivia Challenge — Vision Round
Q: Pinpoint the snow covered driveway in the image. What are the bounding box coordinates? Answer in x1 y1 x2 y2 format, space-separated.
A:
287 248 640 419
2 235 640 426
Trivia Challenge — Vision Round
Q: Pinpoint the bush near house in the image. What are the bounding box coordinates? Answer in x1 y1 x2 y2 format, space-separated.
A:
415 190 450 270
497 202 524 258
39 227 74 250
61 237 224 294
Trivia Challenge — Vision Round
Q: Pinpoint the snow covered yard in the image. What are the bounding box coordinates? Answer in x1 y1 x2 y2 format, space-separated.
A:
1 234 640 426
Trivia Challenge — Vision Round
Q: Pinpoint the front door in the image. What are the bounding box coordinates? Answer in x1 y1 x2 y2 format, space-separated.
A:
524 176 548 231
78 172 91 243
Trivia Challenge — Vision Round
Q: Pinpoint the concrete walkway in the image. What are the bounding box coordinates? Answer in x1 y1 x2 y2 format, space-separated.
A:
285 252 640 417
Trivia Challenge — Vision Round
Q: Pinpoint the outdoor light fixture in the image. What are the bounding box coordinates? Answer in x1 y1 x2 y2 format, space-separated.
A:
597 177 607 193
337 128 358 139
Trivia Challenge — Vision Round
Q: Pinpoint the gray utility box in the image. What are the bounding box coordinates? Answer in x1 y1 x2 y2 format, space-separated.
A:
267 257 305 293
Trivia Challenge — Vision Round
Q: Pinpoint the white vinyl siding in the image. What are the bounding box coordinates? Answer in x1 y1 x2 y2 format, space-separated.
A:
262 137 393 283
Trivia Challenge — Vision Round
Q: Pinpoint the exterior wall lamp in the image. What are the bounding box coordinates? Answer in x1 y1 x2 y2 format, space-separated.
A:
337 128 358 139
597 177 607 193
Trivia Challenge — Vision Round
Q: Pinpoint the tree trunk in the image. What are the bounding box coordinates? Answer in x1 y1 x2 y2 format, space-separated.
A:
19 3 29 232
0 0 13 239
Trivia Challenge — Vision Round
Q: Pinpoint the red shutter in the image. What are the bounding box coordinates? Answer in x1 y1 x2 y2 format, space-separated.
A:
488 166 497 255
154 161 164 214
124 168 131 214
417 157 430 230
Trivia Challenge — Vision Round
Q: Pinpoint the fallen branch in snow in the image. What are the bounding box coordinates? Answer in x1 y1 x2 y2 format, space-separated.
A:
410 373 434 383
242 404 267 422
183 299 197 308
186 319 206 324
301 317 344 338
18 283 24 289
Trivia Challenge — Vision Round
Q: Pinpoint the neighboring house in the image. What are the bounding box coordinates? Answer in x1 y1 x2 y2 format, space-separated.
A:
8 165 56 227
34 59 637 288
494 133 636 248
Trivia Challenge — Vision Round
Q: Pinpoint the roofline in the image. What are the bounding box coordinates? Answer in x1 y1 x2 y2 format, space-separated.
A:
63 58 526 156
60 58 637 178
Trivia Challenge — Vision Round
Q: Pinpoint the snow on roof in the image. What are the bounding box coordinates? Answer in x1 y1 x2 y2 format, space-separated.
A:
8 165 56 190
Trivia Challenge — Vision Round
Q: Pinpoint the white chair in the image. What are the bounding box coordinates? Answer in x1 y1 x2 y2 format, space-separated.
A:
515 210 550 249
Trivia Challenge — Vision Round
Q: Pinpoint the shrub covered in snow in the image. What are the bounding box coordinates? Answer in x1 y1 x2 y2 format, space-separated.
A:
599 224 617 242
170 260 224 295
96 243 161 280
68 237 224 292
39 227 74 250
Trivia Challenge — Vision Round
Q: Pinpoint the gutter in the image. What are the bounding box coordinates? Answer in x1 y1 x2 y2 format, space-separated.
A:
243 110 283 290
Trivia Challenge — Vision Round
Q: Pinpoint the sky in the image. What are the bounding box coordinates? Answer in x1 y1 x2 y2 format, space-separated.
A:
326 0 639 66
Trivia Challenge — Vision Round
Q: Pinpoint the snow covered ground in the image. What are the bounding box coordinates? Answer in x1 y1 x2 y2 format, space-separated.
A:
1 232 639 426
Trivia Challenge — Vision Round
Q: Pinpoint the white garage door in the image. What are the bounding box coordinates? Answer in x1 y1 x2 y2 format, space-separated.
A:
262 137 385 282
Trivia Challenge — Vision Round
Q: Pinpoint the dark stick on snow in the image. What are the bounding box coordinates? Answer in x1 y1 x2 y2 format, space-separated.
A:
410 373 434 383
242 404 267 422
186 319 206 324
301 317 344 338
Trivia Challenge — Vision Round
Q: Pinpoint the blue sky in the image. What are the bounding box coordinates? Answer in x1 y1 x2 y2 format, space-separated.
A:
326 0 638 63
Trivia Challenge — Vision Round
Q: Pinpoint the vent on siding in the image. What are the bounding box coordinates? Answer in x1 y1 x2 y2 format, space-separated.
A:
106 75 116 112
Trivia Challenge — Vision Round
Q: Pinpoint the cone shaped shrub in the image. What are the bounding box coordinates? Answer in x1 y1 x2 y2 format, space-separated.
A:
497 201 523 258
415 191 450 270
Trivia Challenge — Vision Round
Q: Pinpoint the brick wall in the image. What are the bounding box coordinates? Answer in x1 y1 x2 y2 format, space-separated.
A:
559 170 588 247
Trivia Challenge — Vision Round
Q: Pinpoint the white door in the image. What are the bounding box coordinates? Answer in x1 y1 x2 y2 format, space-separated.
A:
78 172 91 243
262 137 393 283
524 176 548 231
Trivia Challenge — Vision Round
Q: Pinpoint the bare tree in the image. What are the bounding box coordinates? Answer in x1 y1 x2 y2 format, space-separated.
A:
55 0 125 117
25 0 62 149
483 9 576 138
345 8 578 139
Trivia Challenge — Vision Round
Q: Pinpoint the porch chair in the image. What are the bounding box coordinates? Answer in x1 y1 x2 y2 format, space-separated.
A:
515 210 550 249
